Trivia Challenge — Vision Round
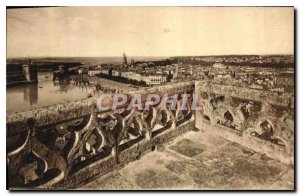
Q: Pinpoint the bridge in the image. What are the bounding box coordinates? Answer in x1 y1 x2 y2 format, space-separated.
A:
6 81 294 189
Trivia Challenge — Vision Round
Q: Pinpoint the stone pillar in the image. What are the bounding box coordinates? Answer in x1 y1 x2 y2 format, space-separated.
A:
22 64 38 83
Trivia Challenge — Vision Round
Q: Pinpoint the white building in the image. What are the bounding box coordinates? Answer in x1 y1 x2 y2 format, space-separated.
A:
145 75 167 85
88 70 102 76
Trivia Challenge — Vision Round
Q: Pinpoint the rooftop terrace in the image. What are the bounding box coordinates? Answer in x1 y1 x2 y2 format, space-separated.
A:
7 81 294 190
79 130 294 190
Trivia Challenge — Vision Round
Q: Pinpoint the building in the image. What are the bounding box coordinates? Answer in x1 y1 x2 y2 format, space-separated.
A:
212 63 227 69
93 67 168 86
274 73 294 87
145 75 167 85
88 70 102 76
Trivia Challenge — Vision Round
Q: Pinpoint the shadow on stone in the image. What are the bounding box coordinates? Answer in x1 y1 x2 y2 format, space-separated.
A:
169 139 206 157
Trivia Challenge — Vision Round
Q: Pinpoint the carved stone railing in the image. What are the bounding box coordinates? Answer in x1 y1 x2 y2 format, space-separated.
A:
7 80 295 189
195 81 294 165
7 82 195 189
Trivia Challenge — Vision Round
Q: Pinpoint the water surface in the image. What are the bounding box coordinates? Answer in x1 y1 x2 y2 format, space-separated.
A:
7 72 93 114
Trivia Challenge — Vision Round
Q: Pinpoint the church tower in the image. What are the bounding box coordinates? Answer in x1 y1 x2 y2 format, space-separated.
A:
174 63 179 78
123 52 127 65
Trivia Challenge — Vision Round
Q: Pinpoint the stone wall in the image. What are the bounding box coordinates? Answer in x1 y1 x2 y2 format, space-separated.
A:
6 82 195 189
195 81 294 165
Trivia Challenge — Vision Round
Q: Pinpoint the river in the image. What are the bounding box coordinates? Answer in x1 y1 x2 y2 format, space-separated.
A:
6 72 94 114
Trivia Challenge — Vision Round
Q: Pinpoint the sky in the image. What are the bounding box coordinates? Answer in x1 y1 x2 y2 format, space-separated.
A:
7 7 294 58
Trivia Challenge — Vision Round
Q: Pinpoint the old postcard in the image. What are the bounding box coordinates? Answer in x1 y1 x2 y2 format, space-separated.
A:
6 6 294 190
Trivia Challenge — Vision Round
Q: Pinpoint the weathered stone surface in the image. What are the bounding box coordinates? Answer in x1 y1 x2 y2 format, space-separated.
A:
7 81 196 189
136 170 193 190
181 130 229 149
203 124 293 165
7 98 95 135
56 120 194 189
78 131 293 190
119 152 195 189
169 139 206 157
7 80 294 190
120 152 177 182
79 172 139 190
195 81 294 165
268 169 294 190
194 141 255 160
164 132 285 189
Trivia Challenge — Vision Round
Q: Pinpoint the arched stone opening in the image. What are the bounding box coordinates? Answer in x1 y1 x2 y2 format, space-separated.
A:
224 111 234 123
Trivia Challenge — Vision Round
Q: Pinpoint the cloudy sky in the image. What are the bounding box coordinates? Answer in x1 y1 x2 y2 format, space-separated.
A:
7 7 294 58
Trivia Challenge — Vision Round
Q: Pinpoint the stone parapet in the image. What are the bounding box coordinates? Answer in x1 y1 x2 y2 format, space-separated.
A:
6 80 295 189
195 81 294 165
7 82 195 189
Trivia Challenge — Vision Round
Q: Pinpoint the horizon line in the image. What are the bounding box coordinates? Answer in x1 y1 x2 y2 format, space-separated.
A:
7 53 294 59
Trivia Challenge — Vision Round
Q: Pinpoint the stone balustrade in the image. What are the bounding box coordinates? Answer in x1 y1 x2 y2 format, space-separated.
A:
195 81 294 165
7 81 294 189
7 82 195 189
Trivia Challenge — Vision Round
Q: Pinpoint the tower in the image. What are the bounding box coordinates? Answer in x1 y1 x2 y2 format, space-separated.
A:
22 58 38 83
123 52 127 65
174 64 179 78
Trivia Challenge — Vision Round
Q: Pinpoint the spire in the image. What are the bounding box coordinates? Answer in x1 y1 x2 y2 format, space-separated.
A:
123 52 127 65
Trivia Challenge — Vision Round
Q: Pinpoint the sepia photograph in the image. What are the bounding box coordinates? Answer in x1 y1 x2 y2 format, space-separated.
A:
6 6 295 190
